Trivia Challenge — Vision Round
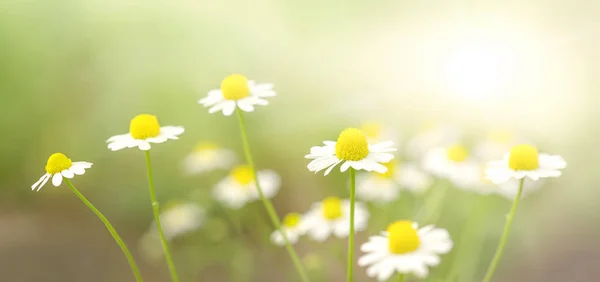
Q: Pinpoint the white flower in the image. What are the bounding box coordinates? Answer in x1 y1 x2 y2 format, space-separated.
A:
494 179 545 199
422 145 481 187
406 124 461 159
31 153 93 191
359 221 453 281
199 74 275 116
183 142 236 174
271 213 305 246
485 144 566 184
306 128 396 175
107 114 184 151
356 161 433 203
302 197 369 241
154 202 204 240
213 165 281 209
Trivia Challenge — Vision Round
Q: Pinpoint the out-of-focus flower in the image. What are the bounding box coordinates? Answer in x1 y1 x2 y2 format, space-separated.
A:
31 153 92 191
154 202 205 240
302 197 369 241
306 128 396 175
356 161 433 203
213 165 280 209
107 114 184 151
359 221 453 281
406 124 461 159
198 74 275 116
485 144 566 184
423 144 480 186
183 142 236 174
270 213 306 246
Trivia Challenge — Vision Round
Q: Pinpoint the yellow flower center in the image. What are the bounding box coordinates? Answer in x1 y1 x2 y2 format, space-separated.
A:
322 197 343 220
508 144 539 170
283 213 302 228
447 144 469 162
130 114 161 139
335 128 369 161
194 142 218 152
221 74 250 100
230 165 254 185
45 153 73 174
376 161 397 179
387 220 420 254
360 122 382 140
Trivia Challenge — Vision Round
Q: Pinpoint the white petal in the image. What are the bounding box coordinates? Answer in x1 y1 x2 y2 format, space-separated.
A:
61 169 75 179
70 165 86 175
221 101 236 116
138 141 151 151
237 100 255 112
52 173 63 186
31 173 50 190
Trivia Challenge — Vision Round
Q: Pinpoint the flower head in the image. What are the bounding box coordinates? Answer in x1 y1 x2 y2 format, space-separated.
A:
302 197 369 241
107 114 184 151
183 142 236 174
359 221 453 281
212 165 281 209
423 144 481 185
485 144 566 184
155 202 204 240
31 153 93 191
306 128 396 175
271 213 306 246
356 161 433 203
199 74 275 116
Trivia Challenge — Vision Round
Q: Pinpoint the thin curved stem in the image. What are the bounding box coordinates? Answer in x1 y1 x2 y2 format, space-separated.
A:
347 168 356 282
235 108 310 282
145 151 180 282
397 273 405 282
64 179 144 282
482 178 525 282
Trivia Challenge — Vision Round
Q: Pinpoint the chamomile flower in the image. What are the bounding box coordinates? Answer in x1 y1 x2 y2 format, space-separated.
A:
485 144 566 184
423 145 480 185
271 213 305 246
107 114 184 151
31 153 93 191
359 221 453 280
356 161 433 203
183 142 236 174
302 197 369 241
306 128 396 175
213 165 281 209
198 74 275 116
153 202 205 240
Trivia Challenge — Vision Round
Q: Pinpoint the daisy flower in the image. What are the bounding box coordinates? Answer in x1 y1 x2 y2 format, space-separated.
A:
31 153 93 191
306 128 396 175
485 144 566 184
183 142 236 174
153 202 205 240
422 144 481 185
356 161 433 203
213 164 281 209
359 220 453 280
198 74 275 116
107 114 184 151
302 197 369 241
271 213 306 246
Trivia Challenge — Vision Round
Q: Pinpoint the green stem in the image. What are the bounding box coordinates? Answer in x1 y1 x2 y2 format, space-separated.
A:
397 273 405 282
235 108 310 282
64 179 144 282
482 178 525 282
347 168 356 282
416 180 448 224
144 151 180 282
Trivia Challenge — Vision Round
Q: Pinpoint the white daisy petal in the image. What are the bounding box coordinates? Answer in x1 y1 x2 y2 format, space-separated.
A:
37 174 51 191
61 169 74 179
31 173 50 190
138 141 151 151
52 173 63 186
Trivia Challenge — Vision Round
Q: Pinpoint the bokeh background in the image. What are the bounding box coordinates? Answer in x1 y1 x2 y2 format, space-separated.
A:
1 0 599 281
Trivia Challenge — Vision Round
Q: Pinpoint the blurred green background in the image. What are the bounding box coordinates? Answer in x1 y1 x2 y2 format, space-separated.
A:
1 0 599 281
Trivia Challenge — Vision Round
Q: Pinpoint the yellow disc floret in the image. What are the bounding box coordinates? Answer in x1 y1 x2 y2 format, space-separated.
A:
387 220 420 254
283 213 302 228
45 153 73 174
221 74 250 100
376 161 397 179
335 128 370 161
130 114 161 139
230 165 254 185
322 197 343 220
508 144 539 170
447 144 469 162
